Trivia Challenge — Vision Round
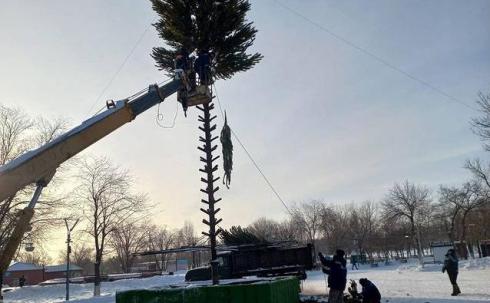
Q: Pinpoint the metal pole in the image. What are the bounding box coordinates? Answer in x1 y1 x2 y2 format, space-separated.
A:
64 218 79 301
66 221 70 301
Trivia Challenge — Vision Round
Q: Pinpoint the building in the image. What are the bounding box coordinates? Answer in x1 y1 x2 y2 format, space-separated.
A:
430 241 468 263
3 262 44 286
43 264 83 280
3 263 84 286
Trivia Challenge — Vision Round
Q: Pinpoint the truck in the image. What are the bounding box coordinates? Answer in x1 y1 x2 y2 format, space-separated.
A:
184 243 314 281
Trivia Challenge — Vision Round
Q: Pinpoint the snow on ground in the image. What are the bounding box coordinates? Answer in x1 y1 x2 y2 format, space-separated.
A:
3 273 186 303
302 257 490 303
3 258 490 302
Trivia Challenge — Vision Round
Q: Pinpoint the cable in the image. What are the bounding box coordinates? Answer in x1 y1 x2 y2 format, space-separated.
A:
85 19 156 116
155 99 179 129
213 84 293 216
272 0 477 111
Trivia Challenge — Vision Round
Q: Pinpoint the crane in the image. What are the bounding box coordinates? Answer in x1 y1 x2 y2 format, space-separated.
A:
0 69 211 285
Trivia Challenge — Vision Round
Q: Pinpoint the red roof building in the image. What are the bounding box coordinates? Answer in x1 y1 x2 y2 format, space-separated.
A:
3 262 44 286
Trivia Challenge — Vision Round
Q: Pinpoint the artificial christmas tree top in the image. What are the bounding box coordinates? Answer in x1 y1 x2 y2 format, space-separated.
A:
151 0 262 80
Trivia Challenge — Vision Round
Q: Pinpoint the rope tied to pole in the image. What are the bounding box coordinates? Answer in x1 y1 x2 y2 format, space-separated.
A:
220 111 233 188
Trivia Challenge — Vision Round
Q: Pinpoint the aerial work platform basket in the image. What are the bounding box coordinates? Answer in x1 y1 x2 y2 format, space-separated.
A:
179 84 212 107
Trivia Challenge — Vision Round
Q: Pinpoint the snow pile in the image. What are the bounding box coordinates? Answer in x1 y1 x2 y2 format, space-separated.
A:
462 257 490 270
396 257 490 273
4 273 186 303
397 262 442 273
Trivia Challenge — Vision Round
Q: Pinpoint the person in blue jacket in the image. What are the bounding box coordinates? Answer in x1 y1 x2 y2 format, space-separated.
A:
319 249 347 303
359 278 381 303
442 248 461 296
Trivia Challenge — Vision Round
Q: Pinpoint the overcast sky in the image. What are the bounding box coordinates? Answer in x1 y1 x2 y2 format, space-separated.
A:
1 0 489 257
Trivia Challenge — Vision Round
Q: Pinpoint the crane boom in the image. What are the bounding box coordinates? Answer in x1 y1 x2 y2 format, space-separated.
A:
0 79 180 202
0 78 181 281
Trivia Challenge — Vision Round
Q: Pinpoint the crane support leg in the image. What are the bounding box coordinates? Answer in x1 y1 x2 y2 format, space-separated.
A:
0 182 47 300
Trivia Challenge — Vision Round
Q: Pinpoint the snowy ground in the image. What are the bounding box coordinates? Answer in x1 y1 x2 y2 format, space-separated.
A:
302 257 490 303
3 258 490 302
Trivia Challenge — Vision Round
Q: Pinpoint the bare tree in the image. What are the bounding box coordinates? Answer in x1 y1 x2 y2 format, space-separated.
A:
16 248 52 266
176 221 199 268
319 205 351 254
457 182 487 257
75 156 147 296
0 104 32 165
349 201 378 255
57 243 94 275
177 221 198 247
72 244 94 275
146 225 176 272
290 200 324 258
438 185 463 242
248 217 280 241
466 159 490 190
0 104 68 256
0 105 33 251
110 222 147 273
471 90 490 151
382 181 431 266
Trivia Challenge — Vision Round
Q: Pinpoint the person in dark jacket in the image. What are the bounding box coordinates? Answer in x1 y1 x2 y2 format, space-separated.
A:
351 255 359 270
175 47 189 71
319 249 347 303
18 275 26 287
442 248 460 296
359 278 381 303
194 49 211 85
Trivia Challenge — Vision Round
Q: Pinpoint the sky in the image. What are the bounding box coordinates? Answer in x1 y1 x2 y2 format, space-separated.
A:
0 0 489 259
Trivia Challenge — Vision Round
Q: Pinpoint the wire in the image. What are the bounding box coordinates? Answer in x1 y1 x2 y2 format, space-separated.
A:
213 84 293 216
91 105 107 117
272 0 477 111
155 99 179 129
85 19 156 116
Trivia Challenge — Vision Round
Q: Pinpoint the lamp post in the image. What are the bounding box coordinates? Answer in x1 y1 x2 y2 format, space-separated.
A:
64 218 79 301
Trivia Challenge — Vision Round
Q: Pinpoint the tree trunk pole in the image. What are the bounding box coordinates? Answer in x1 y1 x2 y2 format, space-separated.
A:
94 260 101 296
415 226 424 267
198 102 221 285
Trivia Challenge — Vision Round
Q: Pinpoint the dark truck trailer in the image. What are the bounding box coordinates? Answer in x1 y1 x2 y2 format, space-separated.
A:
185 243 314 281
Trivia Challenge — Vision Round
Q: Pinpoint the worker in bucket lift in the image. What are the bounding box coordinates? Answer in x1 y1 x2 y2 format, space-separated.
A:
175 47 189 71
175 47 191 115
194 49 212 85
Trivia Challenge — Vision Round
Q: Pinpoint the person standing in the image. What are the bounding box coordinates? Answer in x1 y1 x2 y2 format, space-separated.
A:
319 249 347 303
351 255 359 270
359 278 381 303
194 49 211 85
442 248 461 296
18 275 26 287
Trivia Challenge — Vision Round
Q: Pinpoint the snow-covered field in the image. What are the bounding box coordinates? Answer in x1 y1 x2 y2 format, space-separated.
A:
302 257 490 303
3 258 490 302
